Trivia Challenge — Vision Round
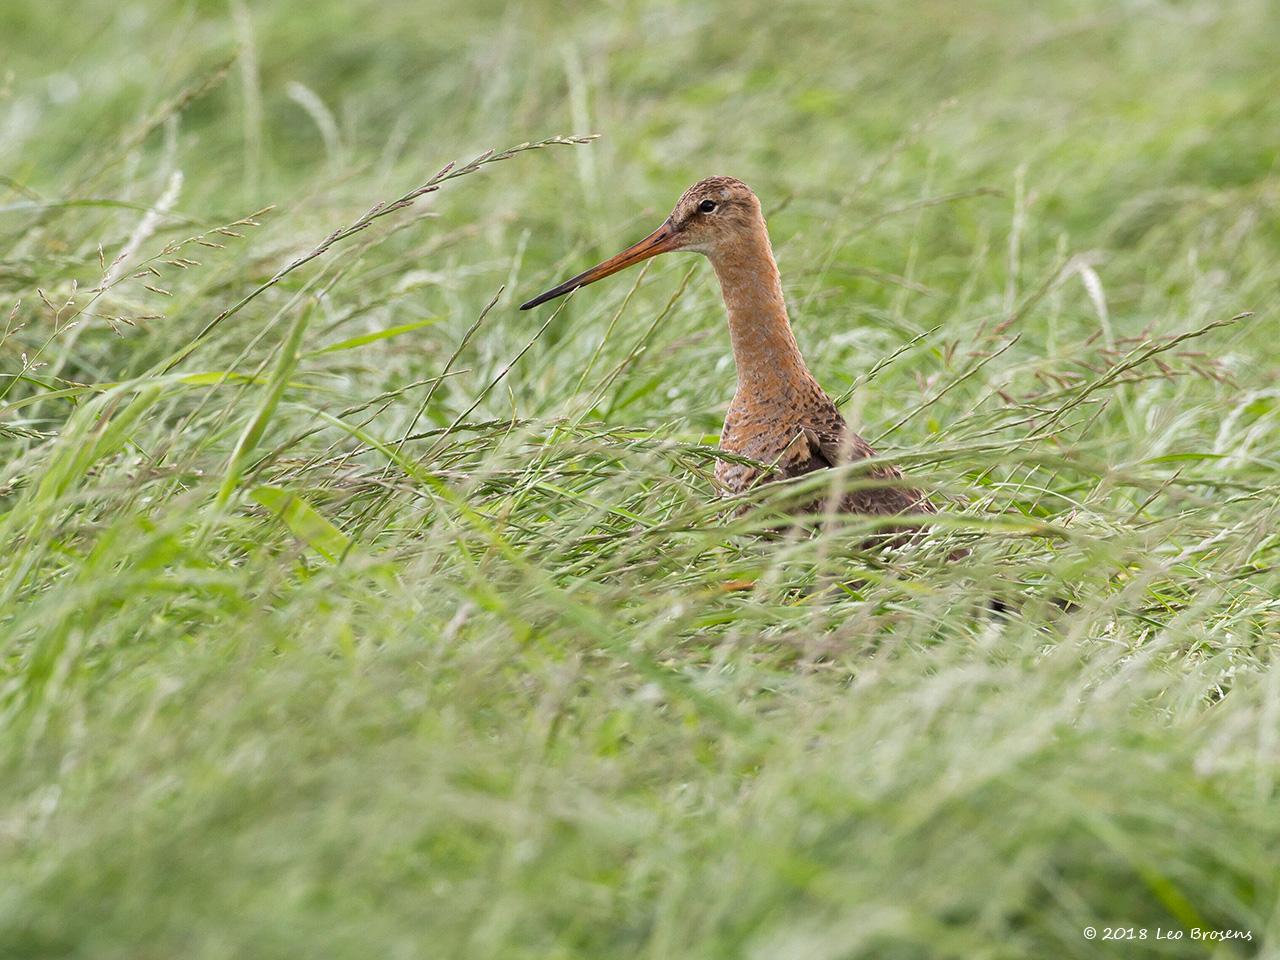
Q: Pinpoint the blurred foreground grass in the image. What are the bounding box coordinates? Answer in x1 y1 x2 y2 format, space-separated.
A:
1 0 1278 957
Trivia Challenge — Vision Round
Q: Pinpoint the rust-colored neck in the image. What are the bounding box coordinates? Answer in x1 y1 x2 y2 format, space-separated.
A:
706 224 813 398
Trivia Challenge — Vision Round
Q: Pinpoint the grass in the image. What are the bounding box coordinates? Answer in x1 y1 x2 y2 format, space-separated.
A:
1 0 1278 956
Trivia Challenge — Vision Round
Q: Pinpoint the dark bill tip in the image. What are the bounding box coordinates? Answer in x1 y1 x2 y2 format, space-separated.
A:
519 289 564 311
518 270 593 311
518 221 677 312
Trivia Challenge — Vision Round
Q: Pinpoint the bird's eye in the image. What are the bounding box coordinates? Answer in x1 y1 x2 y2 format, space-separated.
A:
698 199 718 213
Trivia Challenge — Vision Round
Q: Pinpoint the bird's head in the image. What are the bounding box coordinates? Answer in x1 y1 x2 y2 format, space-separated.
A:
520 176 763 310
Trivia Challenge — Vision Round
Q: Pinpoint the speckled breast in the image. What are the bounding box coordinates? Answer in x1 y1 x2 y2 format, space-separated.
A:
715 402 802 495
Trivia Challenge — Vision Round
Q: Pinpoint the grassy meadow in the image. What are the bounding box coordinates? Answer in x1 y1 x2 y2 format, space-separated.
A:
2 0 1278 956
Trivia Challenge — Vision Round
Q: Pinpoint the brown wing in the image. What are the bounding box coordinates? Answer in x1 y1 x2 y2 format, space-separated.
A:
782 407 933 517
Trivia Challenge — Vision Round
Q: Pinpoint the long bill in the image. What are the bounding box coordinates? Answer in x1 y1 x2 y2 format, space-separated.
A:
519 221 678 310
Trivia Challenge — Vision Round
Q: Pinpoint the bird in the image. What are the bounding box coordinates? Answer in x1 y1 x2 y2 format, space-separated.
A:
520 176 934 527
